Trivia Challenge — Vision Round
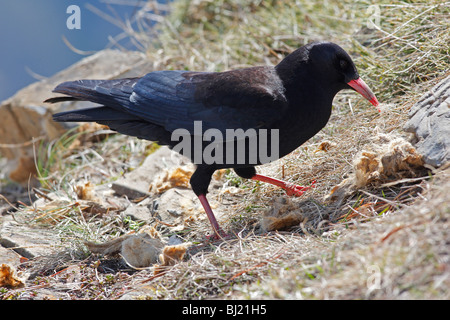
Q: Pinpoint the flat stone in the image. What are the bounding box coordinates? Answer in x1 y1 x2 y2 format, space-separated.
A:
121 187 199 228
0 246 22 267
122 205 153 221
153 187 199 223
112 146 190 199
0 220 59 259
404 75 450 167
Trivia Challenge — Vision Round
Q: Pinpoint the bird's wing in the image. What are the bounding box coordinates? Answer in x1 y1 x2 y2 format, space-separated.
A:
123 68 289 134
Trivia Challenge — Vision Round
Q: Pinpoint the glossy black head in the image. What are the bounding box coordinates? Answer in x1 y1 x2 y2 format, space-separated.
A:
306 42 360 88
276 41 379 108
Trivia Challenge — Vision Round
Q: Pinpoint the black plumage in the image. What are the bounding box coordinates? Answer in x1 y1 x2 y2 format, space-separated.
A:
47 42 379 238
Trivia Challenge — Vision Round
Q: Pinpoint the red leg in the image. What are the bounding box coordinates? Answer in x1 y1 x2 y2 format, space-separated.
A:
252 174 316 197
198 194 228 239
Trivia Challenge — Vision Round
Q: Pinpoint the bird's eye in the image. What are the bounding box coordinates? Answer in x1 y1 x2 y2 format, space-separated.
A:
339 60 348 70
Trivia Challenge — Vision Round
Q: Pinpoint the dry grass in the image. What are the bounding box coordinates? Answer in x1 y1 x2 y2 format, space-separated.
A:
1 0 449 300
130 170 449 300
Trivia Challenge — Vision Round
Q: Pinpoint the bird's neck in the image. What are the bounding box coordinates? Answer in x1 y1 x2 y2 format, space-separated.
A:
273 73 338 158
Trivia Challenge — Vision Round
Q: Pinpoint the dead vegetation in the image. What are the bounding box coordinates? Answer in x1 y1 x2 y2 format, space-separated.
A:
1 0 449 300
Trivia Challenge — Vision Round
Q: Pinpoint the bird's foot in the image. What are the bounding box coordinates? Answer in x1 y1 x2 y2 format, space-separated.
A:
285 179 316 197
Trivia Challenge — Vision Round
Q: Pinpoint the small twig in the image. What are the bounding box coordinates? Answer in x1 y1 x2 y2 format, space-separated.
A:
380 175 432 188
228 247 287 281
62 35 97 56
0 136 45 149
32 188 54 202
0 194 19 211
379 220 426 243
139 270 168 284
360 190 406 209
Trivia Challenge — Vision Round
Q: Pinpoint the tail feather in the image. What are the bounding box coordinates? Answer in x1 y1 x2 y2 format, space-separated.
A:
53 107 173 146
44 96 79 104
48 78 174 146
45 78 139 108
53 106 140 122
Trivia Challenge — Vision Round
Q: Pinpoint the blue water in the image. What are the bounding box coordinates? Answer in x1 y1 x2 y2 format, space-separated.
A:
0 0 161 102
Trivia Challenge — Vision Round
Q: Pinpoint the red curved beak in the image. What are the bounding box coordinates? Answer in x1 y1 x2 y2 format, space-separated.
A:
347 78 380 111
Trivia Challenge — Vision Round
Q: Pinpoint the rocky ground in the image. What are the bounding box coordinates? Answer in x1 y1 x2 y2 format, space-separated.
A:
1 72 448 299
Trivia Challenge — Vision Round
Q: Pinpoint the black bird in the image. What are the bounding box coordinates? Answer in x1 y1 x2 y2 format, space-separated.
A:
46 42 379 238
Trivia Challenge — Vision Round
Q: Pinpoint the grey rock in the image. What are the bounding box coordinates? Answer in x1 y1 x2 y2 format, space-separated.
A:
112 146 190 199
168 234 184 245
152 187 197 224
404 75 450 167
0 220 59 259
0 49 153 183
122 205 152 221
0 246 22 267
